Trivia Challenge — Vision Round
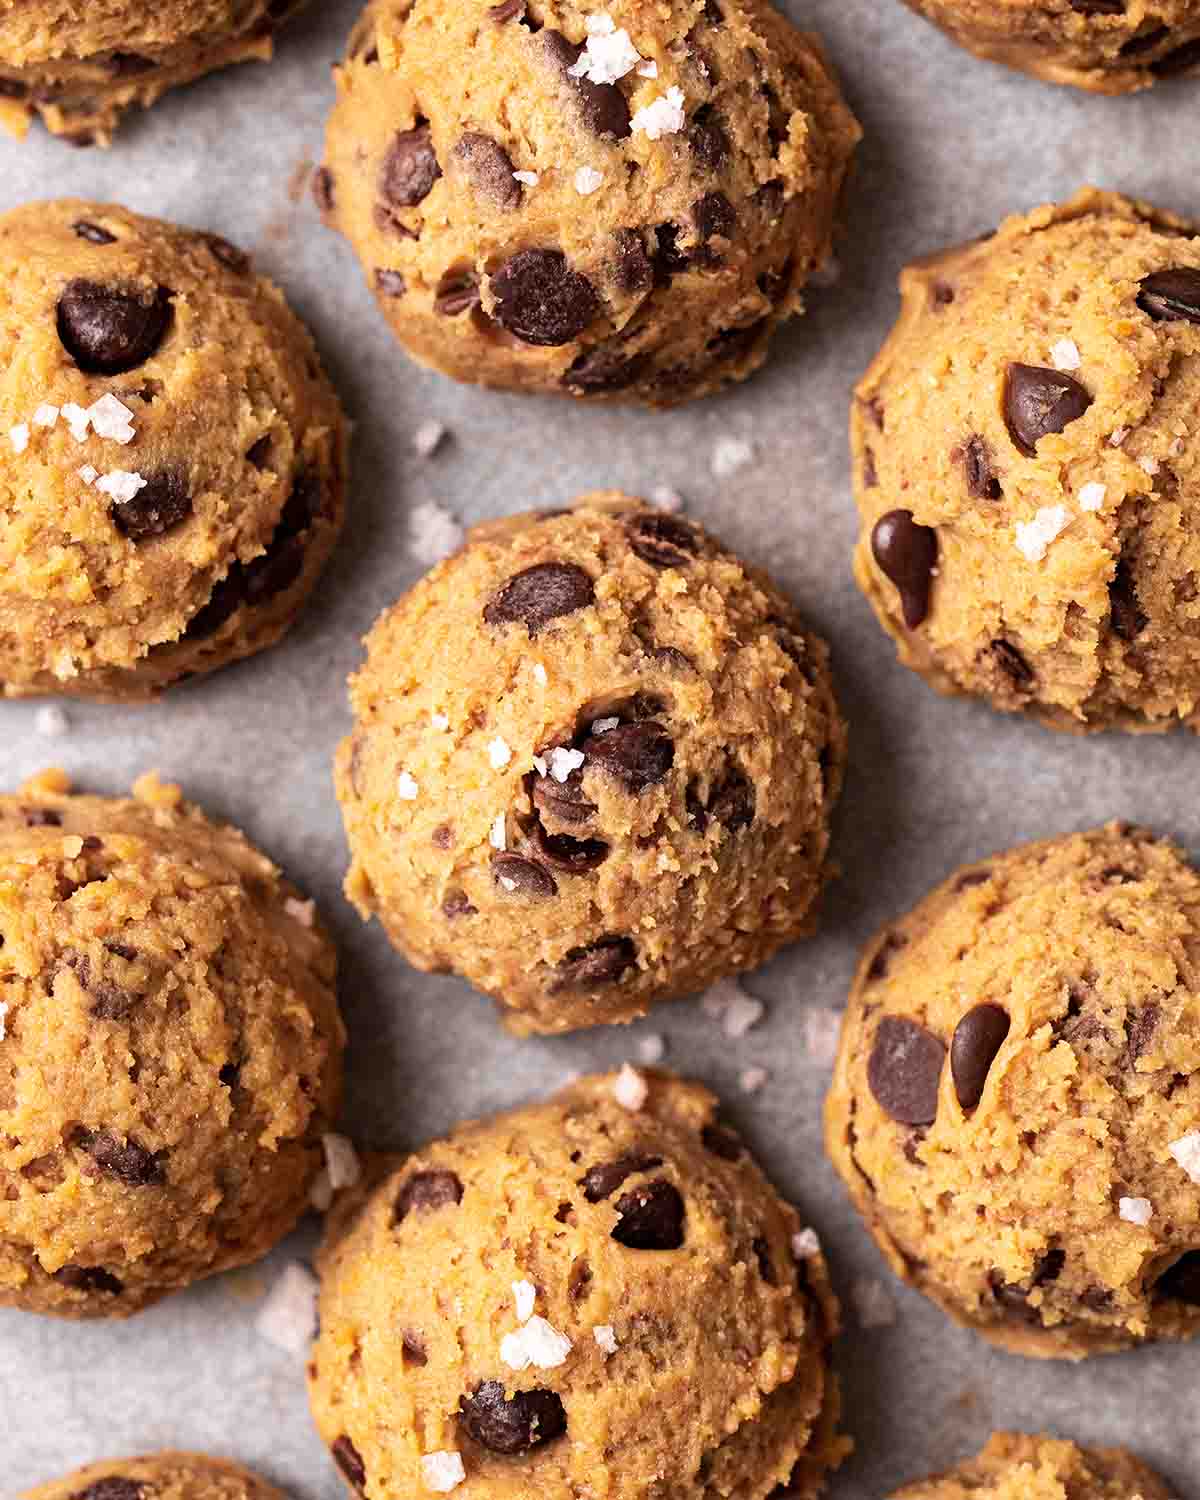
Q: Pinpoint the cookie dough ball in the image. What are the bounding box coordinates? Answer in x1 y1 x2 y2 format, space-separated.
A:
22 1453 288 1500
827 823 1200 1360
0 770 344 1319
336 494 846 1035
315 0 860 407
900 0 1200 94
853 189 1200 734
889 1433 1171 1500
309 1071 845 1500
0 199 347 702
0 0 311 146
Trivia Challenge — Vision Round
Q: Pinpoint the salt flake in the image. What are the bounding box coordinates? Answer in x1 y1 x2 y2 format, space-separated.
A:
700 977 764 1038
420 1453 466 1493
637 1032 665 1065
397 770 420 801
431 711 450 731
1014 504 1070 563
407 499 465 566
32 403 59 428
512 1279 537 1322
1109 427 1129 447
569 19 642 85
77 465 98 485
490 813 507 850
87 393 136 443
35 705 70 738
804 1006 842 1066
1078 482 1107 513
256 1263 318 1356
631 85 686 141
575 165 604 196
1169 1131 1200 1184
500 1315 573 1370
96 469 148 505
533 663 548 685
739 1066 769 1094
1050 338 1081 372
60 403 91 442
711 435 755 479
636 59 658 77
650 484 684 513
613 1063 648 1111
9 423 29 454
1119 1196 1153 1226
592 716 620 734
322 1132 362 1191
488 736 513 770
514 170 540 187
549 746 585 782
593 1324 619 1354
792 1228 821 1261
412 419 447 458
1138 454 1160 477
284 897 316 928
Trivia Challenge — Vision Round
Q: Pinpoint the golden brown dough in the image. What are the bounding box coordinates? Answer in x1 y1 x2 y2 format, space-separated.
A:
888 1432 1172 1499
22 1452 289 1500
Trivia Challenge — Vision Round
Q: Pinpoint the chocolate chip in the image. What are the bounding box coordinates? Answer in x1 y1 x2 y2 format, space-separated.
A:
752 1236 776 1283
867 931 907 982
991 638 1034 688
950 1004 1011 1109
688 108 729 170
1070 0 1124 12
107 51 155 75
454 132 521 209
246 435 272 468
491 249 600 346
612 1179 685 1249
56 280 173 375
1120 23 1169 54
532 766 597 824
70 1482 145 1500
0 78 28 100
110 467 192 541
702 767 755 833
331 1435 367 1492
612 229 653 293
989 1272 1043 1324
492 852 558 898
379 124 442 214
375 268 407 297
312 167 335 215
1004 364 1093 457
1137 267 1200 324
543 31 631 139
183 574 242 639
701 1124 742 1161
1152 36 1200 76
434 268 481 316
402 1331 428 1366
552 935 637 990
76 1128 166 1187
23 807 62 826
861 451 878 488
653 222 690 284
1156 1251 1200 1305
1123 1003 1159 1067
582 721 674 793
563 345 649 395
580 1153 664 1202
870 510 938 629
204 234 250 274
484 561 595 634
867 1016 945 1126
53 1264 124 1295
459 1381 567 1453
88 977 140 1022
394 1169 464 1222
961 435 1002 499
627 512 698 569
532 825 609 872
1110 556 1148 640
490 0 525 18
443 889 477 918
692 191 736 258
73 220 117 245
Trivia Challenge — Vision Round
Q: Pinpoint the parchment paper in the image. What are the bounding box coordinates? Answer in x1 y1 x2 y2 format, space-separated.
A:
2 2 1197 1493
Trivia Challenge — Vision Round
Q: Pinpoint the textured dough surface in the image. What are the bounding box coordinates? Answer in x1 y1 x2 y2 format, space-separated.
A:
900 0 1200 93
309 1070 846 1500
852 188 1200 734
336 493 846 1035
22 1451 289 1500
0 769 344 1319
0 0 310 145
0 198 347 702
316 0 860 407
826 823 1200 1360
888 1432 1171 1500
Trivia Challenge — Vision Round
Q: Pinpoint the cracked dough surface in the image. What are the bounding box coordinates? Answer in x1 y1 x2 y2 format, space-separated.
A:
308 1070 845 1500
826 823 1200 1361
22 1452 288 1500
0 198 347 702
0 769 343 1319
852 189 1200 734
888 1432 1171 1500
336 493 845 1036
316 0 859 406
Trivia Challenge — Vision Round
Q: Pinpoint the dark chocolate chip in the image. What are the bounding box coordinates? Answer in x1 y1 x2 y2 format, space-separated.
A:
1033 1249 1067 1285
394 1169 464 1222
950 1004 1011 1109
246 435 272 468
701 1123 742 1160
0 78 28 100
402 1330 428 1365
23 807 62 827
611 1179 685 1250
580 1153 663 1202
687 108 729 170
532 766 597 824
109 467 192 541
532 824 609 872
752 1236 776 1283
1004 364 1093 457
652 222 689 283
707 767 755 832
56 280 173 375
375 268 407 297
434 268 481 316
1120 23 1169 54
1069 1 1124 12
70 1482 145 1500
107 51 155 75
379 124 442 211
1123 1003 1159 1067
491 248 600 346
204 234 250 274
76 1128 166 1187
612 229 653 293
312 167 336 215
459 1381 567 1453
582 721 674 793
627 512 698 569
867 1016 945 1126
183 573 242 640
1156 1251 1200 1305
870 510 938 629
867 931 907 982
543 31 631 139
331 1435 367 1492
1152 36 1200 75
453 132 521 210
962 435 1002 499
492 852 558 898
562 344 649 394
692 191 736 253
989 1272 1044 1324
490 0 526 18
1137 267 1200 324
442 889 477 918
484 561 595 634
73 220 117 245
552 935 637 990
991 639 1034 688
53 1264 124 1295
1110 556 1148 640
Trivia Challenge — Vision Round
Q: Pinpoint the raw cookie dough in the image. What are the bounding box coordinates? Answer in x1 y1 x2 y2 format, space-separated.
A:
888 1432 1171 1500
0 769 344 1319
336 494 846 1036
852 188 1200 734
0 199 347 702
900 0 1200 94
0 0 311 146
826 823 1200 1361
309 1070 846 1500
22 1452 289 1500
315 0 860 407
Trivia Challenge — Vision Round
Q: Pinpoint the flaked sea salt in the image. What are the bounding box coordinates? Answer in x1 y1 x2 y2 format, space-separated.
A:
575 165 604 196
1119 1196 1153 1226
96 469 148 504
593 1324 619 1354
255 1263 318 1356
420 1453 466 1493
500 1315 572 1371
613 1063 648 1111
397 770 420 801
1014 505 1070 563
631 86 686 141
488 736 513 770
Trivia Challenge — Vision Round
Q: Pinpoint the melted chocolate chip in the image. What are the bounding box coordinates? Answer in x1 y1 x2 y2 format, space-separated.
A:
484 561 595 634
492 852 558 898
870 510 938 629
991 639 1034 688
867 1016 945 1126
962 435 1002 499
532 825 609 872
56 280 173 375
688 108 729 170
701 1123 743 1160
950 1004 1011 1109
543 31 631 139
552 935 637 990
563 345 649 395
1156 1251 1200 1305
312 167 335 215
434 268 481 316
454 132 521 209
53 1264 124 1295
627 512 698 569
1004 364 1093 456
442 889 478 919
1152 36 1200 76
70 1482 145 1500
204 234 250 274
612 1179 685 1249
76 1128 166 1187
73 220 117 245
490 0 526 18
582 721 674 793
1110 556 1148 640
379 123 442 212
394 1169 464 1222
692 191 736 261
110 467 192 541
1069 0 1124 12
580 1153 664 1202
491 249 600 346
532 765 597 824
1120 23 1169 55
460 1381 567 1453
22 807 62 826
612 229 653 293
1137 267 1200 324
331 1435 367 1492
